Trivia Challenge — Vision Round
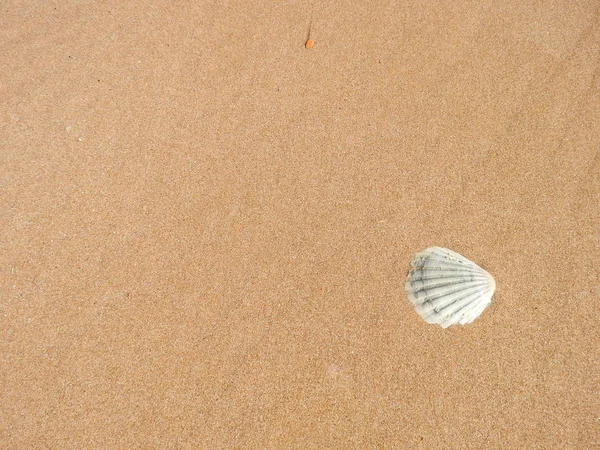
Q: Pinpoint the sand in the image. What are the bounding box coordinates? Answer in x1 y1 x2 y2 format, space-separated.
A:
1 1 599 448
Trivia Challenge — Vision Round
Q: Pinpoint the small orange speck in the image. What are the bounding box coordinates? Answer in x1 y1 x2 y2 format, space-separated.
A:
305 39 315 49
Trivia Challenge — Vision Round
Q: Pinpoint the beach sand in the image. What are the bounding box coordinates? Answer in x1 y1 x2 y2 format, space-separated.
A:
2 1 598 448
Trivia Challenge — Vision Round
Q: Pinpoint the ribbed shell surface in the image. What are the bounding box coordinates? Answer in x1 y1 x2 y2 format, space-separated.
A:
405 247 496 328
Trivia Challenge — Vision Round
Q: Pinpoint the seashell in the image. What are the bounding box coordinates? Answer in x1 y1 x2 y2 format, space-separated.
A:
405 247 496 328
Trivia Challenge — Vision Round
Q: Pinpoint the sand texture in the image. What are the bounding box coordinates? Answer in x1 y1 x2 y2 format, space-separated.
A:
2 1 599 448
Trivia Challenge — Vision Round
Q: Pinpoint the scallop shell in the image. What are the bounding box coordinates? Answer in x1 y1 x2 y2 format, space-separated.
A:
405 247 496 328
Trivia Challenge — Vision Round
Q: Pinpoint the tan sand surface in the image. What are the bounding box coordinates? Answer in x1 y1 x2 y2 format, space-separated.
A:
1 1 599 448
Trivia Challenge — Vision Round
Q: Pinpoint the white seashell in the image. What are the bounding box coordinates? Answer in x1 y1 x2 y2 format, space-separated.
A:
405 247 496 328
